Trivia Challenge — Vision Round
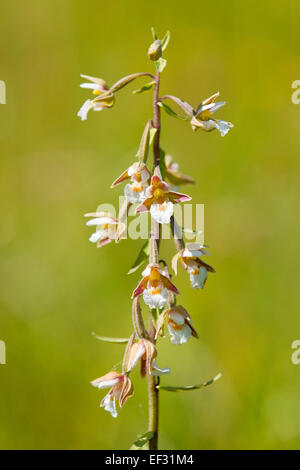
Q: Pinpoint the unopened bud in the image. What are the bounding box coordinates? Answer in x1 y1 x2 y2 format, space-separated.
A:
148 40 162 61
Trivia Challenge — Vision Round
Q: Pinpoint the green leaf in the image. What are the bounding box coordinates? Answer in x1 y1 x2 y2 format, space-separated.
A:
151 27 158 40
130 432 154 449
132 81 155 95
149 127 157 145
161 31 170 51
92 332 129 344
128 240 150 275
159 148 166 179
158 101 188 120
157 372 222 392
154 57 167 73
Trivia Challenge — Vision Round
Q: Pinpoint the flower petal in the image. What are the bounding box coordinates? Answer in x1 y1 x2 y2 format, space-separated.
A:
101 392 118 418
150 201 173 224
126 342 145 372
111 169 129 187
190 266 207 289
167 191 192 204
168 323 192 345
124 183 147 204
161 274 179 295
91 371 122 389
77 99 93 121
171 251 182 275
86 217 117 226
89 229 107 243
119 376 134 407
151 359 170 376
143 286 169 309
214 120 234 137
80 83 104 92
97 237 112 248
136 196 155 214
132 275 149 298
80 74 108 88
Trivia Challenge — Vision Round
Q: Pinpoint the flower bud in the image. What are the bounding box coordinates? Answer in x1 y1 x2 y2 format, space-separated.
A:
148 40 162 61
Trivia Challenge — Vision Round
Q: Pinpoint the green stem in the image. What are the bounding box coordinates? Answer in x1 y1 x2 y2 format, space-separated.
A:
147 70 161 450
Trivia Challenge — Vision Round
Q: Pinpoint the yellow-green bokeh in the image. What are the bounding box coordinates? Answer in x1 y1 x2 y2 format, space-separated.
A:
1 0 300 450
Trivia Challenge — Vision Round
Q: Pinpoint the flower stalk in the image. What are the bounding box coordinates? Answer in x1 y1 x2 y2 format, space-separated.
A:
147 69 161 449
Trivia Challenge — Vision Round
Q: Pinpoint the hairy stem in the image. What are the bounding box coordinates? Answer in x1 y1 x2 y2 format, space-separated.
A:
170 215 185 251
148 70 161 450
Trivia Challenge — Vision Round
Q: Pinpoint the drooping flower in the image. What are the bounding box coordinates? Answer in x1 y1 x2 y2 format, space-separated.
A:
172 243 215 289
190 92 233 136
84 211 125 247
111 162 151 204
132 263 179 309
77 74 115 121
91 371 133 418
166 306 198 345
165 155 195 187
126 339 170 377
136 173 191 224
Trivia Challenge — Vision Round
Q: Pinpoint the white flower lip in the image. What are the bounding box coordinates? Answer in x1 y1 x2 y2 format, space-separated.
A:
77 99 93 121
151 359 170 376
168 323 192 345
169 311 185 325
124 183 147 204
215 120 234 137
150 201 173 224
190 266 207 289
89 229 108 243
102 392 118 418
143 286 168 309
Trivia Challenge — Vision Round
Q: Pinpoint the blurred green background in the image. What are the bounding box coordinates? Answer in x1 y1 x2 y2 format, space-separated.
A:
1 0 300 450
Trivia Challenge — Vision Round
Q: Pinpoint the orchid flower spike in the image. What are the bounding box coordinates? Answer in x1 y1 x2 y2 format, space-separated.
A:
172 243 215 289
77 75 115 121
190 92 233 137
91 371 133 418
126 339 170 377
84 211 125 247
111 162 151 204
136 170 191 224
132 263 179 309
165 155 195 187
